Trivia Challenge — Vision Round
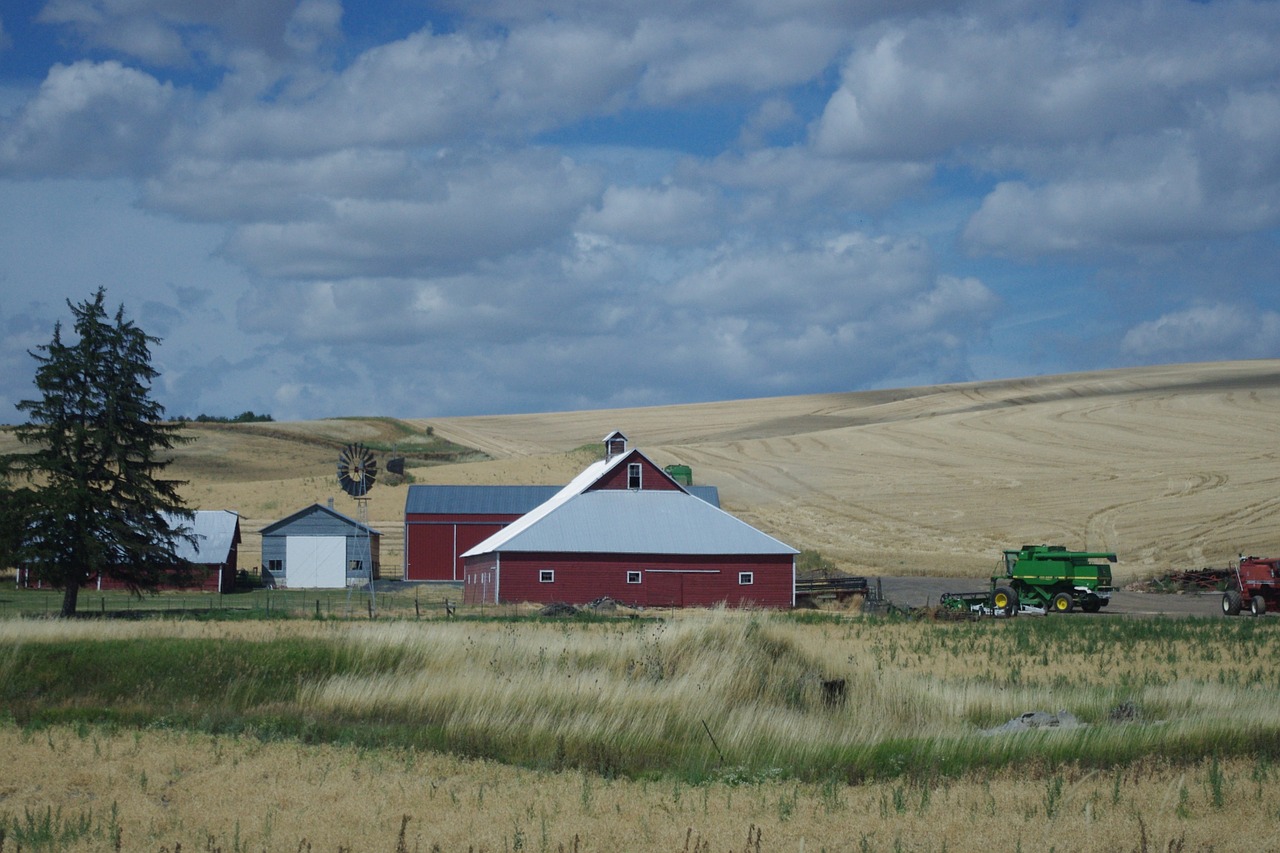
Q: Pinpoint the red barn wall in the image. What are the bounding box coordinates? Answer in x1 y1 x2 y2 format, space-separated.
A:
463 554 500 604
405 513 522 581
588 453 682 492
466 552 793 609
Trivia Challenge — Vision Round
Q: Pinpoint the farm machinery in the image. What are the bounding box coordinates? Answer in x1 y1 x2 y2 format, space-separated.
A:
1221 555 1279 617
942 545 1117 616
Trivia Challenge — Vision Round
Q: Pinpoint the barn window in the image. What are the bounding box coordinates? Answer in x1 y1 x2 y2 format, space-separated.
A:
540 569 555 583
349 560 362 572
627 571 642 584
267 559 282 572
739 572 754 585
628 463 642 489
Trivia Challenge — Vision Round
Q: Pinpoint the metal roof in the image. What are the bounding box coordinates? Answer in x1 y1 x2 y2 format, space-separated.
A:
162 510 240 564
463 489 796 557
405 485 562 515
405 483 719 514
259 503 381 536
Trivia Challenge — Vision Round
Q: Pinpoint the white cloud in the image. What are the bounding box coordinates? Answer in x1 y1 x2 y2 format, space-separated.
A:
1121 304 1280 363
38 0 301 67
0 61 178 177
577 184 718 245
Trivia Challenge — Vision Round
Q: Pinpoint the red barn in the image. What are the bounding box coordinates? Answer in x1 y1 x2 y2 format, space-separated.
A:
95 510 241 593
461 433 797 608
404 485 561 581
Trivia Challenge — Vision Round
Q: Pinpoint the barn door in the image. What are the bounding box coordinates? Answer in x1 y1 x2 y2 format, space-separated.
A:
286 536 346 588
647 572 684 607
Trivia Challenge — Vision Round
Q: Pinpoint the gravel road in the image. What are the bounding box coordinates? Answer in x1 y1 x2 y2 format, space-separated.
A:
873 576 1228 618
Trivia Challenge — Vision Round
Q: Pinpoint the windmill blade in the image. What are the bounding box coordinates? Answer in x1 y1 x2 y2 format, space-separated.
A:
337 443 378 497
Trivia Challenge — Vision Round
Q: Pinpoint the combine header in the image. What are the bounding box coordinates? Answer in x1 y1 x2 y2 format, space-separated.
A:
943 545 1117 617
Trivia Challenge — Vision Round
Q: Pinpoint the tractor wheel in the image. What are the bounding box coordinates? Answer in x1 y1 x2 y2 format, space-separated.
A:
1081 598 1101 613
1051 592 1074 613
1251 595 1268 617
993 586 1019 617
1222 591 1242 616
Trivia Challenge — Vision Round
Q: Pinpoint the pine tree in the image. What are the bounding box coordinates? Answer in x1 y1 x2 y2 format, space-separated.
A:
2 288 192 616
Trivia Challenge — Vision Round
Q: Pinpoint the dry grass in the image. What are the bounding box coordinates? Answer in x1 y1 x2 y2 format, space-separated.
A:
4 611 1280 851
3 724 1278 852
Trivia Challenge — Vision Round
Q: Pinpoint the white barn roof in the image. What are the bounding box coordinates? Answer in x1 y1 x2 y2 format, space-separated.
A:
162 510 240 564
462 450 796 558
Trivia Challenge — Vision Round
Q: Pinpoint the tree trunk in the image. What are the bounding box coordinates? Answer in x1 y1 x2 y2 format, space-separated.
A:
60 582 80 618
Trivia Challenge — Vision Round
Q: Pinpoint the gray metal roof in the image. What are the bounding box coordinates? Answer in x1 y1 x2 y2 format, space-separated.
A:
405 485 561 515
405 483 720 514
259 503 380 536
162 510 240 563
463 489 796 556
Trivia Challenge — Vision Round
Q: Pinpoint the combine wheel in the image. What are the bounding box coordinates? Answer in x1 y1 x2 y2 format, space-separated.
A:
1081 598 1101 613
992 586 1019 617
1051 592 1074 613
1222 591 1242 616
1251 595 1268 617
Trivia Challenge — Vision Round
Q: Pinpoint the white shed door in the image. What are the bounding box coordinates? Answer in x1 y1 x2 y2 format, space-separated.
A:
286 536 346 588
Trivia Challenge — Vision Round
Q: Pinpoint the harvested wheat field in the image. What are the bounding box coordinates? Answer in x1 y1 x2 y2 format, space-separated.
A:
56 359 1273 583
5 361 1280 852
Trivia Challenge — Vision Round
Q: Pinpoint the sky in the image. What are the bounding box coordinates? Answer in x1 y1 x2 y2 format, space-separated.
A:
1 0 1278 423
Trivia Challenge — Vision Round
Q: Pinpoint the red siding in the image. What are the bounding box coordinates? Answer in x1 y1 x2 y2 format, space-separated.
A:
92 562 234 593
405 513 522 581
463 554 500 604
465 552 793 609
588 452 682 493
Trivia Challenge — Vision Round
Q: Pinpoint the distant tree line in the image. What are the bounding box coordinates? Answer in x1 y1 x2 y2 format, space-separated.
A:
172 411 274 424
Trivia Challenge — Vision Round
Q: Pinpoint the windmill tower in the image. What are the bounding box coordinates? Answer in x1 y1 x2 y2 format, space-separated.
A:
337 443 378 615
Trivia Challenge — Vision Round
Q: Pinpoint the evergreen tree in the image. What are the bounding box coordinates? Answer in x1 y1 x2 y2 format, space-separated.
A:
1 289 192 616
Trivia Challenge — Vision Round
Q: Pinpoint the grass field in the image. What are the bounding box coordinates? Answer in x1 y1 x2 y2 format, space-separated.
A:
2 609 1279 851
4 360 1280 850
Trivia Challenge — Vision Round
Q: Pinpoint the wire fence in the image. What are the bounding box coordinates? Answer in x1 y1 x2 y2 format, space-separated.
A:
0 582 474 620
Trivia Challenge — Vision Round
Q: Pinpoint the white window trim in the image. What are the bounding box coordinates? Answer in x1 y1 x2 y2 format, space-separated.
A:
738 572 754 585
539 569 555 583
628 462 642 490
626 570 642 584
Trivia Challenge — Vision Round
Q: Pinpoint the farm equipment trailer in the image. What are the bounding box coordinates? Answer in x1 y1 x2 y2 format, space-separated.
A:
942 545 1117 616
794 575 869 607
1221 555 1279 617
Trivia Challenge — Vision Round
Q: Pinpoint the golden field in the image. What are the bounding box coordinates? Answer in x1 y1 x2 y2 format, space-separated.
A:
5 360 1280 852
3 613 1280 852
5 359 1271 581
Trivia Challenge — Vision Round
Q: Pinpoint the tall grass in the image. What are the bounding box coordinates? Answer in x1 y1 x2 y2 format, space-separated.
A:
3 610 1279 782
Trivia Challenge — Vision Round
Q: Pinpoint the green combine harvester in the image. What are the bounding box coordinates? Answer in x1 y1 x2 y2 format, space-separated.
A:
943 545 1117 616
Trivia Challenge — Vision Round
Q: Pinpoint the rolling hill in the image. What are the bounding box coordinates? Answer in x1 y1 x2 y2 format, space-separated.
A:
5 360 1279 582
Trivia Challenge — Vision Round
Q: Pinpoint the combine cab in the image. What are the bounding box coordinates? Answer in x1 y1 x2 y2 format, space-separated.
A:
1222 556 1279 617
944 545 1116 616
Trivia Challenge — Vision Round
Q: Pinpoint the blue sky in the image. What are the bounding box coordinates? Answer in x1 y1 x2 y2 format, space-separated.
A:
1 0 1278 422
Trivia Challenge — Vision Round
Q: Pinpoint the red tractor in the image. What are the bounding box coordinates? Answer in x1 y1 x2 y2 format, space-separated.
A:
1221 555 1280 617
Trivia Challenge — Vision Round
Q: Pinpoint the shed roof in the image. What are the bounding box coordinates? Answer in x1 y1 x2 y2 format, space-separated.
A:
162 510 240 564
259 503 381 536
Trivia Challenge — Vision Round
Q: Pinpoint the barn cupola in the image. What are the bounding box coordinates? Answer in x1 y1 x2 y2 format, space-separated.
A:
603 430 628 461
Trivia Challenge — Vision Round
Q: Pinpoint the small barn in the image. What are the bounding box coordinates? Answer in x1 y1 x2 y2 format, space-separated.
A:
260 503 381 589
404 478 721 582
461 433 797 608
28 510 242 593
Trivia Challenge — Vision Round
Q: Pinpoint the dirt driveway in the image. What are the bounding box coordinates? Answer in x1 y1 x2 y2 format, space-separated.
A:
873 576 1228 618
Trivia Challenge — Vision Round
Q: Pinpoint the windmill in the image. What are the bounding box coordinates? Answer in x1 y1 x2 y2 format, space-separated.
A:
337 443 378 614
